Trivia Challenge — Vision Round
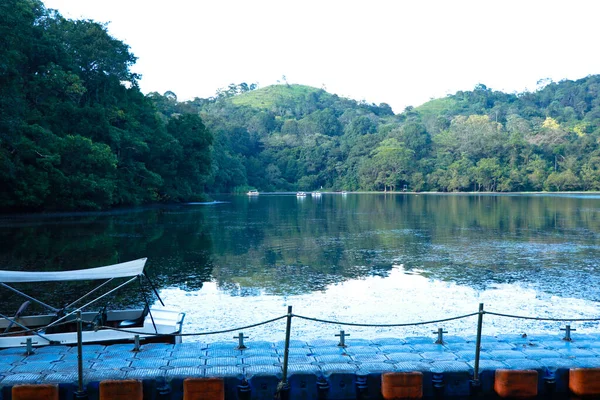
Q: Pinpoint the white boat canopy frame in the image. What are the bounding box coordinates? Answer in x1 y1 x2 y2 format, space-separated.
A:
0 258 147 283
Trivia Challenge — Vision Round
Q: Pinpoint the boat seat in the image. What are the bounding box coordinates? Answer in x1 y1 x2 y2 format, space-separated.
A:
118 304 149 328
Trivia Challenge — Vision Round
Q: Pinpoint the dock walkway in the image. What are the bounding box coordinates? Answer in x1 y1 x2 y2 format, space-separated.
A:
2 333 600 398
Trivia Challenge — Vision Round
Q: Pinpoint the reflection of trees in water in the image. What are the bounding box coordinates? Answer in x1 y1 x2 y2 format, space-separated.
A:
205 194 600 297
0 205 215 312
1 195 599 305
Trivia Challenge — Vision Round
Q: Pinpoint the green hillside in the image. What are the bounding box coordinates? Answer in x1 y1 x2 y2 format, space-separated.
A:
230 84 328 110
415 97 458 117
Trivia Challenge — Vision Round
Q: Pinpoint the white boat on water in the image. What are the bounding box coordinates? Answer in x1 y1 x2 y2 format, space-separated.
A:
312 191 322 196
0 258 184 348
296 191 307 197
247 189 259 196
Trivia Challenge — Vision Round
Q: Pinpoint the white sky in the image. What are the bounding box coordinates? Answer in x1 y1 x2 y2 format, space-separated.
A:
43 0 600 113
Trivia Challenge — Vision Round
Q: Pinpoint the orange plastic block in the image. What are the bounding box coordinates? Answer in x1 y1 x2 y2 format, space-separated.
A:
570 368 600 397
184 378 225 400
381 372 423 399
12 384 59 400
494 369 538 398
99 379 143 400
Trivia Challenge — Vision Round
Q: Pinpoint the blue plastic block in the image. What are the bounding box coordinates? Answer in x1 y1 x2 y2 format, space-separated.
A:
572 358 600 368
206 348 242 358
480 342 515 351
204 365 244 377
165 366 205 378
22 353 63 362
288 372 318 400
455 350 493 361
394 361 433 372
90 358 131 369
307 347 345 356
169 357 205 368
84 369 128 382
240 347 277 357
488 349 527 359
467 359 507 370
43 371 79 384
323 372 356 400
287 364 321 374
11 361 54 373
248 373 280 400
377 344 414 354
343 346 379 356
429 362 472 398
385 352 424 362
242 356 280 366
172 341 208 350
244 364 282 377
125 367 166 380
130 358 169 369
274 339 308 348
356 362 395 373
351 353 388 363
315 354 353 364
420 351 458 361
374 337 406 345
306 339 338 348
343 338 373 347
520 348 561 359
70 344 105 353
501 358 544 370
139 343 173 351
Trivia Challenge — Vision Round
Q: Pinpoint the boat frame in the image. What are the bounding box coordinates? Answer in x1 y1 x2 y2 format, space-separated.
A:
0 258 184 348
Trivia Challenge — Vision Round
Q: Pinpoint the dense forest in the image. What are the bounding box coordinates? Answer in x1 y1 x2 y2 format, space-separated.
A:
2 0 600 212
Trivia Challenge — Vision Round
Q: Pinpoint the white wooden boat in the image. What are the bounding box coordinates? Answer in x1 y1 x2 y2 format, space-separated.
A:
247 189 259 196
296 192 307 197
0 258 184 348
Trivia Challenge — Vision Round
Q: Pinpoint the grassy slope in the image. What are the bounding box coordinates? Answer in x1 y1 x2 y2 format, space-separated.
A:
229 84 327 110
415 97 457 117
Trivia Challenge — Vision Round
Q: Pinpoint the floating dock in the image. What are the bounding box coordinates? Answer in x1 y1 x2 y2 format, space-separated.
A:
2 332 600 399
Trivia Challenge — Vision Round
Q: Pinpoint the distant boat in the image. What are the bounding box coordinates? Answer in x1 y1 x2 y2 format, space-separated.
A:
296 191 307 197
247 190 259 196
341 191 348 195
312 191 322 196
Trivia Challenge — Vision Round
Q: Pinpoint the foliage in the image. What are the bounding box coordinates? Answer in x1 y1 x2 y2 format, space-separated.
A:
4 0 600 214
0 0 213 211
168 74 600 195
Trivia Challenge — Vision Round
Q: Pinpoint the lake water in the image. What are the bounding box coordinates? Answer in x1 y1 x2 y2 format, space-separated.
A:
1 193 600 343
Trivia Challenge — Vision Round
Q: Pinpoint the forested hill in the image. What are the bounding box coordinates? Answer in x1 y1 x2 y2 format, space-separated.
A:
2 1 600 213
159 77 600 195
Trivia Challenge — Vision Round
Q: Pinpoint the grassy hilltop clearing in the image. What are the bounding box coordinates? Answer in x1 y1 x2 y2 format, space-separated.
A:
3 0 600 212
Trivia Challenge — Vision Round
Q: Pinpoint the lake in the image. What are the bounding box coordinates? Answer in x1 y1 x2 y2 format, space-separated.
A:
1 193 600 343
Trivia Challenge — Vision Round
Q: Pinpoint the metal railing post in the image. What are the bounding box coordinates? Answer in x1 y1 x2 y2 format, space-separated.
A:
276 306 293 399
281 306 292 384
75 310 88 399
473 303 484 383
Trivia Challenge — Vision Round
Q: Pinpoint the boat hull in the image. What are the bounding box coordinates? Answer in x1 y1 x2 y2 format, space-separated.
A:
0 307 184 348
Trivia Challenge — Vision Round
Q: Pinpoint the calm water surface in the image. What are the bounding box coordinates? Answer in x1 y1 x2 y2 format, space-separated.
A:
1 193 600 342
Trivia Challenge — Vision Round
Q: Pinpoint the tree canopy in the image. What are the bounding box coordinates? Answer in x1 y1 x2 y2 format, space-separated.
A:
3 0 600 213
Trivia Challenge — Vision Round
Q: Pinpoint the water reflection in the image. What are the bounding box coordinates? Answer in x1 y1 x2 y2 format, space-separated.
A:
1 194 600 314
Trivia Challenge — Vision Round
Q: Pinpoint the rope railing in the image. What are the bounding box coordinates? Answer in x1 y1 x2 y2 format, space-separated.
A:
99 314 288 337
4 303 600 398
293 311 480 327
484 310 600 322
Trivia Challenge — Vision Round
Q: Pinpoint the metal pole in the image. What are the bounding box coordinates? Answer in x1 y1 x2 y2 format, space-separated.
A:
281 306 293 385
76 310 85 396
473 303 484 383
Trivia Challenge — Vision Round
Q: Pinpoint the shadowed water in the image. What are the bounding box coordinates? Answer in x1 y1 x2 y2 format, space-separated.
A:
1 193 599 341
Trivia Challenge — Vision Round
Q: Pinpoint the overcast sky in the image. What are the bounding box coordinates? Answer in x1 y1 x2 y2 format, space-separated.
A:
43 0 600 113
